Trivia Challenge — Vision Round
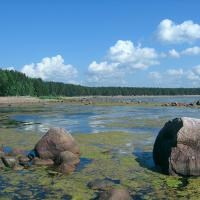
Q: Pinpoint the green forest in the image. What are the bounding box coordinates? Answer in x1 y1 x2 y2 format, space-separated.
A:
0 69 200 96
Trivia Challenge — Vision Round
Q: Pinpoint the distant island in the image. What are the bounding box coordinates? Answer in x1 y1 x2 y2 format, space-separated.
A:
0 69 200 97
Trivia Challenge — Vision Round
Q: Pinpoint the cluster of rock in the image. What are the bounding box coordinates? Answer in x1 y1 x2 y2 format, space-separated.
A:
87 178 131 200
162 100 200 107
33 127 80 174
153 117 200 176
71 97 144 105
0 128 80 174
80 98 93 105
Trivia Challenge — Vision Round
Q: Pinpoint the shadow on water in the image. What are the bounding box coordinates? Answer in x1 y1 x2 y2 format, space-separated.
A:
133 149 159 173
75 157 93 172
133 148 189 190
133 118 183 174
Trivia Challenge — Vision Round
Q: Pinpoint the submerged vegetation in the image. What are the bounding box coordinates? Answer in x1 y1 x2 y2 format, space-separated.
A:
1 127 200 200
1 69 200 97
1 104 200 200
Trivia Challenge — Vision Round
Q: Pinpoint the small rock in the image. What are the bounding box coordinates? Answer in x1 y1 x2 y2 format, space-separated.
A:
53 149 80 175
18 156 30 163
101 149 112 154
56 163 75 174
0 151 5 157
18 156 31 168
0 158 5 169
47 170 61 176
32 158 54 166
54 151 80 165
87 179 115 190
171 102 178 106
97 188 132 200
13 165 24 171
1 156 17 168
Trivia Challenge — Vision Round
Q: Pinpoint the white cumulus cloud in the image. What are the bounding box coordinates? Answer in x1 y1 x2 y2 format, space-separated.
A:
149 71 162 80
187 71 200 81
87 61 124 85
157 19 200 43
108 40 159 69
181 46 200 55
88 61 119 74
87 40 159 85
167 69 184 77
186 65 200 84
168 49 180 58
21 55 78 83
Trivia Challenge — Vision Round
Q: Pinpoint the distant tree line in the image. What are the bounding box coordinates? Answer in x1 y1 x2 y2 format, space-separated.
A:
0 69 200 96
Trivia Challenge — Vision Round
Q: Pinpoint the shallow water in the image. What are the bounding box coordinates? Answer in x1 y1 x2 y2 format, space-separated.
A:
7 102 200 135
1 96 200 199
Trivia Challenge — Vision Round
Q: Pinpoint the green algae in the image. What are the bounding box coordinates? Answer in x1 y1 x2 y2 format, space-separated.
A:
1 104 200 199
0 128 40 150
104 117 167 129
0 128 191 199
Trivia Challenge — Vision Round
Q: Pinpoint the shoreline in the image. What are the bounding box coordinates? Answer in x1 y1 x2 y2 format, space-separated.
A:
0 95 199 107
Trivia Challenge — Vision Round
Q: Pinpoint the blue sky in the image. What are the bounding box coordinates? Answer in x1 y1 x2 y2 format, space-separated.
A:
1 0 200 87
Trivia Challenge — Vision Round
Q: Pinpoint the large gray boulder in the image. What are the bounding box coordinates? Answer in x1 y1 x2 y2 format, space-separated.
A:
34 128 80 160
153 117 200 176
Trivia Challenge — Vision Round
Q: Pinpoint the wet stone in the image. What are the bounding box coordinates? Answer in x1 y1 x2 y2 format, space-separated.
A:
0 158 5 169
18 156 31 168
56 163 76 175
13 164 24 171
32 158 54 166
87 179 116 191
55 151 80 165
17 190 33 197
1 156 17 168
97 188 132 200
0 150 5 157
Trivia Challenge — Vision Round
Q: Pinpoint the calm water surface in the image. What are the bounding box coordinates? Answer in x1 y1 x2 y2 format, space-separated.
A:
7 96 200 135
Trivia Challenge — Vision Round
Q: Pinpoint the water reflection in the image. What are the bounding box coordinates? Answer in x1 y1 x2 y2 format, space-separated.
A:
8 104 200 136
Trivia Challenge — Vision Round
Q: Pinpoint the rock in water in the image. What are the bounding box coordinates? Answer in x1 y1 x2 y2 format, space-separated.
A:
1 156 17 168
55 162 76 175
87 179 115 190
153 117 200 176
196 100 200 106
54 151 80 174
54 151 80 165
32 158 54 166
97 188 131 200
34 128 80 160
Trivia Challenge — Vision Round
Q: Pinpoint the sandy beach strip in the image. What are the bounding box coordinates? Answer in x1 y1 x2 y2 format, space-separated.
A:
0 96 44 105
